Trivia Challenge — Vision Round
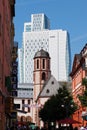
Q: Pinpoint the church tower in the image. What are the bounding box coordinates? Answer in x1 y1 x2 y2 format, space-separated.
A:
33 49 51 101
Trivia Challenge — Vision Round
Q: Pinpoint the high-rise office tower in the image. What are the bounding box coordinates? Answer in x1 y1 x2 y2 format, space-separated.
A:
18 13 71 85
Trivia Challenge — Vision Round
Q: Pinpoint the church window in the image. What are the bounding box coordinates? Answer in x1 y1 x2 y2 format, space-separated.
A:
46 89 49 93
42 72 46 80
51 81 54 84
48 60 50 69
37 59 39 69
43 59 45 69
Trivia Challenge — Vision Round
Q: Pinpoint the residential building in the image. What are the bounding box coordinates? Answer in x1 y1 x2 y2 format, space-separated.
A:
14 98 33 123
70 43 87 128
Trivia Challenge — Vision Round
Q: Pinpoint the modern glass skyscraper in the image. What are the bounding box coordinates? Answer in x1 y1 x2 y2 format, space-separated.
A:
18 13 71 84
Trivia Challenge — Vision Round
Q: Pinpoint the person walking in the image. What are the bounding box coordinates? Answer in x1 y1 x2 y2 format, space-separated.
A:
80 126 85 130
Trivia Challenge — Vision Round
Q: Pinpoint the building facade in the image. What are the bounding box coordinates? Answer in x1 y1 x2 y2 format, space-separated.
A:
18 13 71 85
14 98 33 123
17 13 71 128
33 49 51 102
70 43 87 128
17 83 33 98
32 49 63 127
0 0 16 130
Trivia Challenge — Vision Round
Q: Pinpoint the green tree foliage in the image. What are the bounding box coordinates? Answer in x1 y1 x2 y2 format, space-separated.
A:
78 78 87 107
39 85 77 122
78 89 87 107
82 77 87 88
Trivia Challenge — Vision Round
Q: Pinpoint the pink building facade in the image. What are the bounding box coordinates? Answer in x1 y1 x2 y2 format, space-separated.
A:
33 49 51 126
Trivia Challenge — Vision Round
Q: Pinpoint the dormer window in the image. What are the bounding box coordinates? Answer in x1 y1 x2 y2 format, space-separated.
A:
51 81 54 84
46 89 49 93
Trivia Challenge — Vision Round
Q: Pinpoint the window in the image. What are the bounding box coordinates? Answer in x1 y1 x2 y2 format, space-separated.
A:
51 81 54 84
22 99 24 104
43 59 45 69
48 60 50 69
42 72 46 80
37 59 39 69
28 100 30 112
22 100 25 111
26 25 31 32
14 104 20 109
46 89 49 93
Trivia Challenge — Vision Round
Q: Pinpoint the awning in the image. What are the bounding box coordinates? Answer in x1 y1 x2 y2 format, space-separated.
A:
58 118 81 124
82 111 87 117
82 111 87 120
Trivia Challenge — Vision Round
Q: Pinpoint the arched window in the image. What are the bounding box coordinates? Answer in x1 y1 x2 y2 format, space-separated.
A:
43 59 45 69
42 72 46 80
48 59 50 69
46 89 49 93
37 59 39 69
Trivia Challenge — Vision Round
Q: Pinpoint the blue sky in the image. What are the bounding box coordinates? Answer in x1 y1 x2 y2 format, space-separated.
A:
14 0 87 65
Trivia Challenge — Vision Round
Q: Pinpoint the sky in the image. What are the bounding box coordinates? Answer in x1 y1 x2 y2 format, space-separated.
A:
14 0 87 65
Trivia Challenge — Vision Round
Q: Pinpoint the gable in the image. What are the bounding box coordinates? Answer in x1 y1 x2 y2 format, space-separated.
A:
39 75 62 98
71 54 81 75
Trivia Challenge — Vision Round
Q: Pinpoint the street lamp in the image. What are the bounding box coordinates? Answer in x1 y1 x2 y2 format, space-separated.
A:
61 96 74 118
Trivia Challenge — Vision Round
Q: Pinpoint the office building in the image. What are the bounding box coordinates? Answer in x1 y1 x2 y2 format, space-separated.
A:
18 13 71 85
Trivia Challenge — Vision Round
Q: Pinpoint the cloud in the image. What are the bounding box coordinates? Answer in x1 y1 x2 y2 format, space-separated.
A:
71 34 87 43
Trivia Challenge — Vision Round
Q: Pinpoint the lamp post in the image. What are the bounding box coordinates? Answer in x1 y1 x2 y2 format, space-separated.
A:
61 104 73 118
61 96 74 118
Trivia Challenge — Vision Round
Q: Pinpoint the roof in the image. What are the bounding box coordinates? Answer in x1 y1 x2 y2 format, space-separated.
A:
70 53 84 76
34 49 50 59
75 54 81 60
38 75 62 98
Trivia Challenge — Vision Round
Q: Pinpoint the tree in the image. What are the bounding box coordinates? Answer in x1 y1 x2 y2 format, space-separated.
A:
78 78 87 107
39 85 77 123
82 77 87 88
39 95 57 122
78 89 87 107
78 77 87 120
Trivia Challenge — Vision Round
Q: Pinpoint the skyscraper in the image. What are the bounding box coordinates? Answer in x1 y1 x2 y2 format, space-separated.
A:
18 13 71 85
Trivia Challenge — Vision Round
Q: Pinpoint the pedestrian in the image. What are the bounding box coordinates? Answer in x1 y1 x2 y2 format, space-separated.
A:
6 127 10 130
80 125 85 130
10 126 14 130
74 127 78 130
